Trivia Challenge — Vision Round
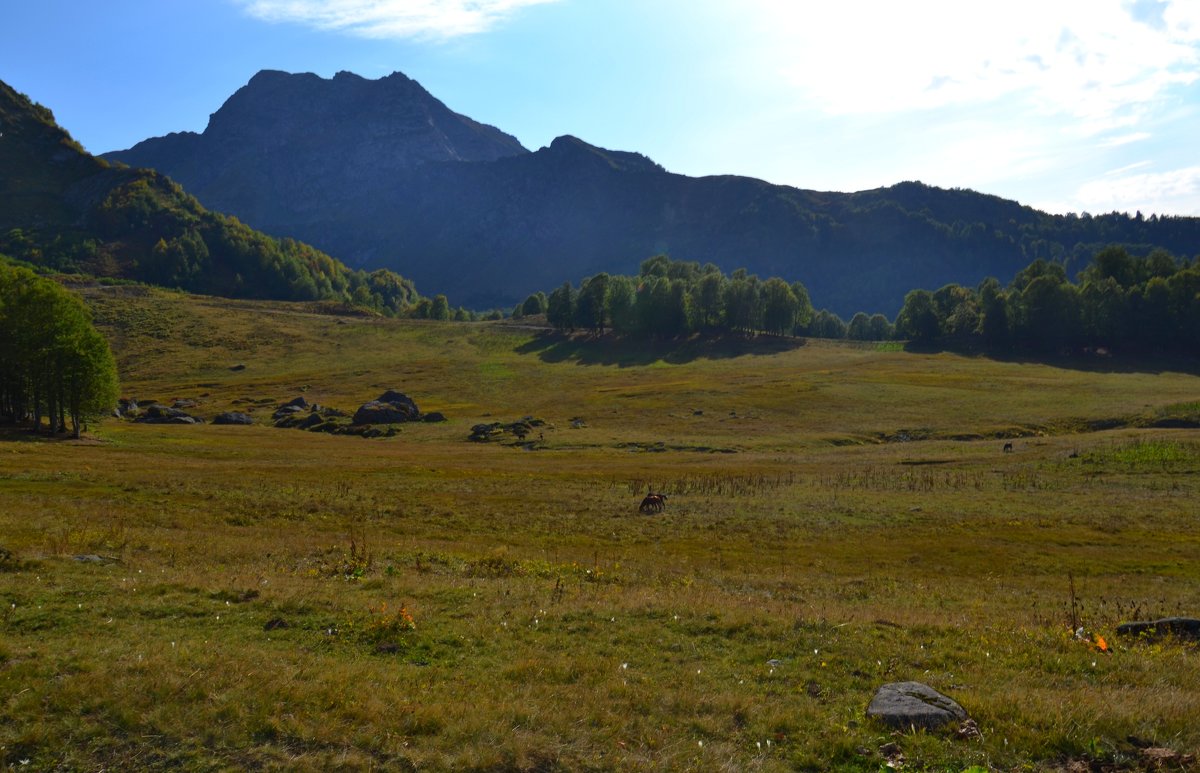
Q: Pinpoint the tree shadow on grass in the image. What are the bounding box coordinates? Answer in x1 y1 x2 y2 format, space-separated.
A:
514 332 807 366
0 426 87 443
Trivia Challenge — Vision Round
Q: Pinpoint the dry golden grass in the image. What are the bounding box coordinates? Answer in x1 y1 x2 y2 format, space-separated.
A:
1 285 1198 770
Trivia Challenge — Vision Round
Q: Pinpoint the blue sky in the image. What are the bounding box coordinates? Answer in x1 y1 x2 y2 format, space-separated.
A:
4 0 1199 215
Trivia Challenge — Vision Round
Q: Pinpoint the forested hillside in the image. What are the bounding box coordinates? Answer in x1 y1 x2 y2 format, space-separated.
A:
0 79 420 314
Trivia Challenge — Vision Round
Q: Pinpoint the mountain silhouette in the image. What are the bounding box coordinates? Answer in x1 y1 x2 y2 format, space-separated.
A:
105 70 1200 315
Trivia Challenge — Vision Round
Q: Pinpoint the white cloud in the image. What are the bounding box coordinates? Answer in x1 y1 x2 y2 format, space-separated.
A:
738 0 1200 133
1073 165 1200 214
234 0 558 40
1097 132 1153 148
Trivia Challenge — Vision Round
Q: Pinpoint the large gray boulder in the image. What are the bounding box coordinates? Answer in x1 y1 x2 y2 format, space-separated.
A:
866 681 968 731
353 390 420 425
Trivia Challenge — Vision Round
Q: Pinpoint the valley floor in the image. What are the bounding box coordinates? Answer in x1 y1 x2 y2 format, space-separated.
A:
2 287 1198 771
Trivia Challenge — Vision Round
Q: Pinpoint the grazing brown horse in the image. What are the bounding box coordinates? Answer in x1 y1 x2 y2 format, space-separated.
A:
1002 442 1014 453
639 493 668 513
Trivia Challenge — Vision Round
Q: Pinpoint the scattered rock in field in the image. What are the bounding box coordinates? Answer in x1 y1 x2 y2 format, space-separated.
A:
272 405 306 421
866 681 968 731
212 412 254 426
263 618 289 631
374 641 401 654
1116 617 1200 641
470 422 502 442
469 419 544 443
72 554 119 564
229 363 246 371
134 404 205 425
570 417 586 428
353 390 420 425
283 396 308 409
171 399 198 410
297 412 326 431
423 411 447 423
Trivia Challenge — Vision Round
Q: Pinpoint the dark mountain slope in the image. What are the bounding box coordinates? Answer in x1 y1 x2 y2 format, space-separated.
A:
111 69 529 239
0 78 419 311
106 70 1200 315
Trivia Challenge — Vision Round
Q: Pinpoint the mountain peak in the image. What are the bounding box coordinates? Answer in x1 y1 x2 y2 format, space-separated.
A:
546 135 664 174
106 68 529 219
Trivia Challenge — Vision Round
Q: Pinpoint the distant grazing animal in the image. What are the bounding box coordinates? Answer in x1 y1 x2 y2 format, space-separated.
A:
639 493 668 513
1002 442 1014 453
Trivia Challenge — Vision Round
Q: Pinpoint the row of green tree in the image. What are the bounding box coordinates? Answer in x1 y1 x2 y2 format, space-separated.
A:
519 246 1199 356
521 256 821 337
895 246 1200 354
0 262 119 436
517 255 896 340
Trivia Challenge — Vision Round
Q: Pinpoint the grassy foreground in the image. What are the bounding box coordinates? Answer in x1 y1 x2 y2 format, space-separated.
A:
2 285 1199 771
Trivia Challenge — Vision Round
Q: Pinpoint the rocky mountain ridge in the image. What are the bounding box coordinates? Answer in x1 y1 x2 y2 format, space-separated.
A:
105 70 1200 315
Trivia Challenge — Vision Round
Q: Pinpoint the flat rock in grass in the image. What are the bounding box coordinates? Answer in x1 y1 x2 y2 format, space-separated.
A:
212 412 253 425
1116 617 1200 641
272 405 306 421
866 681 968 731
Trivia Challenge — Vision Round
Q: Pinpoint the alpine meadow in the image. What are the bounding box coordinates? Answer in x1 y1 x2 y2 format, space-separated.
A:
2 284 1199 771
4 3 1200 770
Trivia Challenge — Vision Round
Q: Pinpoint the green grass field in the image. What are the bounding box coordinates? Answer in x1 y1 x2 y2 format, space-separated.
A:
2 285 1199 771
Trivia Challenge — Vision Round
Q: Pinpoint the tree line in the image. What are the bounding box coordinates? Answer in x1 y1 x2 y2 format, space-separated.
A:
895 246 1200 355
515 255 895 341
517 246 1199 357
0 262 119 437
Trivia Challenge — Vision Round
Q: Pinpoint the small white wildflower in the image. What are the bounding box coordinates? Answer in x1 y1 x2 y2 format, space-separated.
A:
621 662 628 670
698 740 703 748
